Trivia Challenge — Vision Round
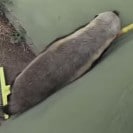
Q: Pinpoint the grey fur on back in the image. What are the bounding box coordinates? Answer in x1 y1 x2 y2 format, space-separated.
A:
7 11 121 115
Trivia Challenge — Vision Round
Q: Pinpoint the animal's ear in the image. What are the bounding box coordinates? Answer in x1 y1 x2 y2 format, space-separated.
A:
112 10 119 16
94 15 98 18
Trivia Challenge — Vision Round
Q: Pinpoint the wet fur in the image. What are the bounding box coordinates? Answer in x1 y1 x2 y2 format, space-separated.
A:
0 3 35 122
6 11 121 115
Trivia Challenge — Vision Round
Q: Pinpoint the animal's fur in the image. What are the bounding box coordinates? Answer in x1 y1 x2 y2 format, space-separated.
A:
0 2 35 122
6 11 121 115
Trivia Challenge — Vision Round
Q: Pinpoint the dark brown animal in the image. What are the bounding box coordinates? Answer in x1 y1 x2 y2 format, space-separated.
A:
6 11 121 115
0 3 35 122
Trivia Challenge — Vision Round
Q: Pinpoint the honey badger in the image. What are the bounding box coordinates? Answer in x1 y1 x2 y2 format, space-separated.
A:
5 11 121 115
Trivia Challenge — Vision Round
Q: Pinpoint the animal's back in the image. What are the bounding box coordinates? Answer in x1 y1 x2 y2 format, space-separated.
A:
8 11 121 114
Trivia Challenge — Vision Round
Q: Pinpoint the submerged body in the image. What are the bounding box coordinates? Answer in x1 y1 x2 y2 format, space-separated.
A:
7 11 121 115
0 4 35 122
0 6 36 85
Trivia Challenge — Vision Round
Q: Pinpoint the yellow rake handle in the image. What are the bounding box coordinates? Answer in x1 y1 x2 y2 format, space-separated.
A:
121 23 133 34
0 67 11 119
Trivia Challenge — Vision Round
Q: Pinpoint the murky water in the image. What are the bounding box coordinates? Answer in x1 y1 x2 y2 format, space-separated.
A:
5 0 133 52
0 0 133 133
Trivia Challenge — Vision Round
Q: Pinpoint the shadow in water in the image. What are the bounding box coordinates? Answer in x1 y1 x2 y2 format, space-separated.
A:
92 32 133 68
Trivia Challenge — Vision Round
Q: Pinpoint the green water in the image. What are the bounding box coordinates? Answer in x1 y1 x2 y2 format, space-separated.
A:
6 0 132 53
1 0 133 133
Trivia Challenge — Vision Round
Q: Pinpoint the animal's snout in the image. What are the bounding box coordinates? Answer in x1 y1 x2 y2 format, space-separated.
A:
113 10 119 16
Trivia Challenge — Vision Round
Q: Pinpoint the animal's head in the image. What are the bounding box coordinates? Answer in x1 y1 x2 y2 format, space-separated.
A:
93 10 121 35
